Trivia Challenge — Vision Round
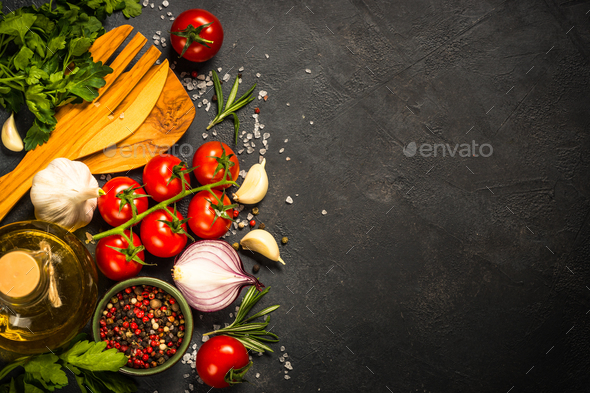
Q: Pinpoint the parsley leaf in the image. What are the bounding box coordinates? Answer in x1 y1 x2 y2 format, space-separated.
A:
0 13 37 43
13 46 34 71
23 354 68 390
122 0 141 18
60 340 128 372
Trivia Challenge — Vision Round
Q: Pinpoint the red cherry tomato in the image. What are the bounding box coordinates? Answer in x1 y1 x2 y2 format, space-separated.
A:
187 189 233 239
143 154 190 202
192 141 239 189
95 230 144 281
98 177 148 227
196 336 251 388
140 207 188 258
170 9 223 62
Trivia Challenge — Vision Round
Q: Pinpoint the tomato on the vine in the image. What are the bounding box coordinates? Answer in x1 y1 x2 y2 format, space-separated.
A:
196 336 251 388
95 230 145 281
98 177 149 227
192 141 239 189
187 189 234 239
170 9 223 62
140 206 191 258
143 154 191 202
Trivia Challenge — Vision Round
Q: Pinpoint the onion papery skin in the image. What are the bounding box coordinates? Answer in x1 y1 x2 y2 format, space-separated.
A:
173 240 263 312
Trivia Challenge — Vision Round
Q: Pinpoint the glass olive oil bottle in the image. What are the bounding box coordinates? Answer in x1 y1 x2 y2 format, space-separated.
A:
0 221 98 356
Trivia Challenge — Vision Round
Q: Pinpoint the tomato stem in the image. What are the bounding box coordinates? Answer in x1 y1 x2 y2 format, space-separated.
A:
170 22 215 59
92 177 237 242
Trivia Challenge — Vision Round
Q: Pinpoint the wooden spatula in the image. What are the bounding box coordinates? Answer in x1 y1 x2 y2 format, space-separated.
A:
0 27 167 223
81 68 195 174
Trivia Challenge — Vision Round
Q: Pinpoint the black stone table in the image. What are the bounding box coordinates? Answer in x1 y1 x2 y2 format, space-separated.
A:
1 1 590 392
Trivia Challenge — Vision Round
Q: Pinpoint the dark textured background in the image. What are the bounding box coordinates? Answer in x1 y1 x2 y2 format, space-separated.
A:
1 0 590 392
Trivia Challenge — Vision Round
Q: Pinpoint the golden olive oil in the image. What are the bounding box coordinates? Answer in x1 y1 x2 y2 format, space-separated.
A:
0 221 98 356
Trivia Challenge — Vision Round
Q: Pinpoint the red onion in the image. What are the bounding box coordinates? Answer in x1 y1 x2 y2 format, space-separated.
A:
172 240 263 312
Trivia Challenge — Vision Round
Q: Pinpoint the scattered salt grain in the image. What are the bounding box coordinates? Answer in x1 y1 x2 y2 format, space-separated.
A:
259 124 265 129
206 81 214 86
238 149 244 154
158 6 162 10
150 3 154 7
166 11 172 16
247 133 253 140
160 15 164 19
305 68 311 74
285 139 289 143
247 147 255 154
192 344 197 350
239 170 247 178
254 129 261 138
222 73 231 82
263 133 270 140
322 210 327 215
205 102 211 111
170 17 174 20
279 356 285 362
212 130 217 136
283 353 289 358
279 148 284 153
239 205 245 212
247 213 253 221
162 0 168 6
153 40 160 46
259 155 265 164
255 373 260 379
310 121 314 125
201 335 209 342
286 157 291 161
161 43 166 47
153 35 159 40
202 133 208 139
284 361 293 370
119 113 124 119
156 60 161 65
197 74 206 80
197 103 202 108
256 73 261 78
156 31 161 35
286 196 293 204
286 102 290 106
142 0 148 6
196 81 206 89
161 37 166 43
217 67 222 72
236 306 240 312
284 375 291 380
259 148 266 155
250 141 255 148
197 377 204 385
265 53 269 58
263 140 268 148
202 99 209 105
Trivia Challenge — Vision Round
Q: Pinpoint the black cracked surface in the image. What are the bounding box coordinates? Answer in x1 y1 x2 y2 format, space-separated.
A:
1 0 590 392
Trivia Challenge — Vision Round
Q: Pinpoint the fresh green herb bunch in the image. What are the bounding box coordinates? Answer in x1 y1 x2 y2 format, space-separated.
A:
0 0 142 150
0 334 136 393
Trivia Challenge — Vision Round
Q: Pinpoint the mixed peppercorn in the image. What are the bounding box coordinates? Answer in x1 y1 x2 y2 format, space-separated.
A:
98 285 186 369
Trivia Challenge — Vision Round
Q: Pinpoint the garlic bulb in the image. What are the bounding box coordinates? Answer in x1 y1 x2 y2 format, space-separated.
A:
233 158 268 204
31 158 102 232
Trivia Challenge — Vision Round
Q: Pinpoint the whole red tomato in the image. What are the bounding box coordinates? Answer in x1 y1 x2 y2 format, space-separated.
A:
98 177 149 227
95 230 144 281
187 189 234 239
170 9 223 62
192 141 239 189
196 336 251 388
140 206 189 258
143 154 191 202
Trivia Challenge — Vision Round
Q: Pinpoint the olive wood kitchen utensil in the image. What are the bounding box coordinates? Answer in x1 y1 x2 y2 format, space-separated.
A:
80 67 195 174
0 26 167 222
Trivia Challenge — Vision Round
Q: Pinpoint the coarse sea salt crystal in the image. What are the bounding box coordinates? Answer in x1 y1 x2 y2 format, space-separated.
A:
265 54 269 58
205 102 211 111
239 66 244 72
259 124 265 129
160 15 164 19
247 133 253 140
281 346 285 351
202 133 208 139
284 361 293 370
212 130 217 136
222 73 231 82
217 67 222 72
254 130 261 138
161 43 166 47
322 210 327 215
310 121 314 125
263 133 270 140
158 5 162 10
305 68 311 73
244 142 250 148
202 99 209 105
162 0 168 6
238 149 244 154
247 213 253 220
256 73 261 78
150 3 154 7
286 196 293 204
255 373 260 378
156 31 161 35
167 11 172 16
279 148 284 153
285 139 289 143
197 102 202 108
170 17 174 20
239 170 247 178
259 148 266 155
284 375 291 380
247 147 255 154
263 140 268 147
201 335 209 342
153 40 160 46
197 74 206 80
142 0 148 6
250 141 255 148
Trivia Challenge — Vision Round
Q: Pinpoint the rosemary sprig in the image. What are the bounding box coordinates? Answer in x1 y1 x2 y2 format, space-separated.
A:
204 286 280 353
207 70 257 144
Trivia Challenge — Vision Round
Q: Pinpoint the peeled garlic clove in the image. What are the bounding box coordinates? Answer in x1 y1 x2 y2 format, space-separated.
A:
2 113 23 152
240 229 285 265
233 158 268 204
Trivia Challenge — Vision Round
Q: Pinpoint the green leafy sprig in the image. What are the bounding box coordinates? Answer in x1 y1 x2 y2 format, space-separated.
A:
0 334 135 393
207 70 257 144
0 0 142 150
204 286 280 353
